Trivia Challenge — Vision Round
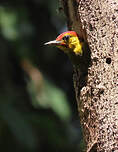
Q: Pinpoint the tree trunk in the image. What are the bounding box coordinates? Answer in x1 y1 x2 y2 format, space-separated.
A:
61 0 118 151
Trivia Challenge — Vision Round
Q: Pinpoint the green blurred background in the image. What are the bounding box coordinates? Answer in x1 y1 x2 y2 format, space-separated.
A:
0 0 83 151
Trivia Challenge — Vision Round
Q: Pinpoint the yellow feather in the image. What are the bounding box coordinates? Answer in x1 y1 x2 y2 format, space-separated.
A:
57 34 83 56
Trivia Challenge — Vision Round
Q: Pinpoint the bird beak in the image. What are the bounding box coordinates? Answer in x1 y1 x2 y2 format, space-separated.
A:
44 40 62 46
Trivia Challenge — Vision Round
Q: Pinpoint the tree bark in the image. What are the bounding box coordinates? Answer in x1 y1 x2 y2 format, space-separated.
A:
61 0 118 151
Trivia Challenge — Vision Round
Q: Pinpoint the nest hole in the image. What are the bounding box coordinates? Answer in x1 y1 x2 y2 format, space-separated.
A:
106 57 111 64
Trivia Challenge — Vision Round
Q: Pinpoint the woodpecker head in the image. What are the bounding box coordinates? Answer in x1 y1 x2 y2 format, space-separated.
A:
44 31 83 56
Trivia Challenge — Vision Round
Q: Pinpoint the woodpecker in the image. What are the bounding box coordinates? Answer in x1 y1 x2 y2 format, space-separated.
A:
44 31 83 56
45 31 90 92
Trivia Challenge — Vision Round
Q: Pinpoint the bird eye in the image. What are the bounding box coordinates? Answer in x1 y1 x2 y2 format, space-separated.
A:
62 35 70 41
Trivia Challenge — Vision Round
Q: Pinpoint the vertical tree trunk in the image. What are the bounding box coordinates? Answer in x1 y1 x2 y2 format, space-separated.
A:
61 0 118 151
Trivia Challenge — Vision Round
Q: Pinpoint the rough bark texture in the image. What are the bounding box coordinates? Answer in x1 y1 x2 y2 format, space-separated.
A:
61 0 118 151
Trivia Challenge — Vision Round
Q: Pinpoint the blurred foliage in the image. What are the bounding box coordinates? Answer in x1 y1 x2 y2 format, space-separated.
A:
0 0 84 152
